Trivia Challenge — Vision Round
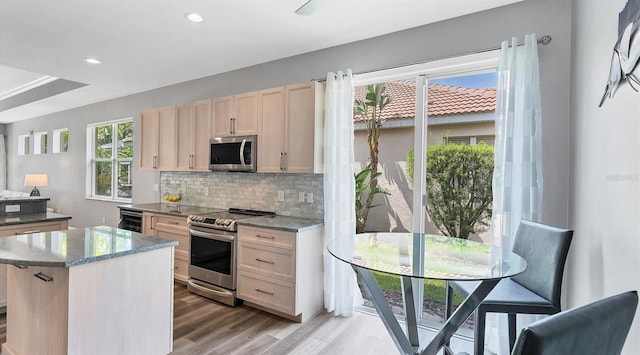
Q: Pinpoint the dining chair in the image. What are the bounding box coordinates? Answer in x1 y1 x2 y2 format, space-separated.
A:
445 219 574 355
511 290 638 355
456 290 638 355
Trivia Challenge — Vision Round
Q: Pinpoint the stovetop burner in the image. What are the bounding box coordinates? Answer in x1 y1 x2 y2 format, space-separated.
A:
188 208 275 232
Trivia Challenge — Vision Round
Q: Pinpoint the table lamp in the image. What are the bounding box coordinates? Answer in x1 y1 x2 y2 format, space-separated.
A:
24 174 48 196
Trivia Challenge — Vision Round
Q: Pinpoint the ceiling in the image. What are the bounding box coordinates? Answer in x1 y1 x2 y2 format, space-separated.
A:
0 0 522 124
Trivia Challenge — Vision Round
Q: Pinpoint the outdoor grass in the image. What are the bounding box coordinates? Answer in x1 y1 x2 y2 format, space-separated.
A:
372 270 464 305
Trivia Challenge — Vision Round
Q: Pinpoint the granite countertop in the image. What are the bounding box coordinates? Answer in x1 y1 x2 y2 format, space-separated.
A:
0 212 72 227
0 225 177 268
118 203 223 217
238 215 323 232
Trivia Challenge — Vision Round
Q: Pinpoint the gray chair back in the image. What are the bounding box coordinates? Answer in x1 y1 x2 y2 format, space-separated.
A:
511 290 638 355
511 220 573 307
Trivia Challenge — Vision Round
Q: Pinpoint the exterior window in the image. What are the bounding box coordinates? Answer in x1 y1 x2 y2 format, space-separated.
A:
86 118 133 201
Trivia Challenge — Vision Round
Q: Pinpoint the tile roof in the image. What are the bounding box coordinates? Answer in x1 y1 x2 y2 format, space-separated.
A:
353 80 496 122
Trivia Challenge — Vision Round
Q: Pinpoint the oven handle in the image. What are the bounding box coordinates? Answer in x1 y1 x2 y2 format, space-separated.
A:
189 228 235 242
188 279 234 297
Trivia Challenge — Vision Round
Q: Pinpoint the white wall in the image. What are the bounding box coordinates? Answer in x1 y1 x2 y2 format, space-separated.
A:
569 0 640 352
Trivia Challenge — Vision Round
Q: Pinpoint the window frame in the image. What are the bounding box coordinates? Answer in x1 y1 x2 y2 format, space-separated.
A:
352 51 500 331
85 117 133 202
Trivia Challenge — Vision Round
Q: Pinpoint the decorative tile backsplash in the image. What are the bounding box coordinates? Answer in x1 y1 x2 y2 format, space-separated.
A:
160 172 324 219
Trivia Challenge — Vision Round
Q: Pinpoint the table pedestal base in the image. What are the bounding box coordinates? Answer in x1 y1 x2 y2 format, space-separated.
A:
353 265 499 355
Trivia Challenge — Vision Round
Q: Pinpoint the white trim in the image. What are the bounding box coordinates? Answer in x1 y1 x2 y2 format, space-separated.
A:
352 50 499 85
86 118 133 202
0 75 58 100
87 117 132 128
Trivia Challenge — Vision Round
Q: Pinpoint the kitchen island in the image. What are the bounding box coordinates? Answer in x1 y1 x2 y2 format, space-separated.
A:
0 226 177 355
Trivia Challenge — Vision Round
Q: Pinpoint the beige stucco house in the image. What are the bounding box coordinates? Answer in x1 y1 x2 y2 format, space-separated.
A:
354 80 496 236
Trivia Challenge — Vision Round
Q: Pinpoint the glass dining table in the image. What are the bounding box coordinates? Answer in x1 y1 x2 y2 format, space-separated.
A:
327 232 527 355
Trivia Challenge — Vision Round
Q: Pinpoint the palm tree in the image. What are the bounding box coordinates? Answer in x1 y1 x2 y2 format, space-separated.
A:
353 83 391 233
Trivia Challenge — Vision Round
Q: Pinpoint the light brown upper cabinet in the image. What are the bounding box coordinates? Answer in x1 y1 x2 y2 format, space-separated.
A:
213 92 258 137
257 87 286 173
140 106 177 170
258 81 324 174
176 99 212 171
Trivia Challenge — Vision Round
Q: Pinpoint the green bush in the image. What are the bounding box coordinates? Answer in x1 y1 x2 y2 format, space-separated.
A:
407 143 494 239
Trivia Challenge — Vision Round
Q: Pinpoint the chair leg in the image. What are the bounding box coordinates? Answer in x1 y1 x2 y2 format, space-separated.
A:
474 309 486 355
444 281 453 347
508 313 517 352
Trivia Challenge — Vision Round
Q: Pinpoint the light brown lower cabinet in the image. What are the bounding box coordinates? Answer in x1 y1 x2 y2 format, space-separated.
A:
1 247 174 355
143 212 190 283
237 225 323 322
0 219 69 310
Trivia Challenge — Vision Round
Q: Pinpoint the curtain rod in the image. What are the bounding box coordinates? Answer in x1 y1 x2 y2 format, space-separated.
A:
317 35 552 82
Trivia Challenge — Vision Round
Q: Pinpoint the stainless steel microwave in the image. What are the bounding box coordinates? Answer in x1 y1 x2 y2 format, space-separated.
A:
209 135 257 172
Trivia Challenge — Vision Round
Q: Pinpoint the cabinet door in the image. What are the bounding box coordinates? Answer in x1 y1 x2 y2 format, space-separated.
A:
213 95 234 137
234 91 258 136
139 109 160 170
142 212 155 235
156 106 177 170
0 220 69 309
258 87 286 173
285 83 316 173
193 99 213 170
176 103 195 171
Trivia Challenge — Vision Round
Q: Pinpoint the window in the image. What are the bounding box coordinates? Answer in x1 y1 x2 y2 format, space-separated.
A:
352 51 499 332
86 118 133 201
33 131 48 154
18 134 30 155
52 128 69 153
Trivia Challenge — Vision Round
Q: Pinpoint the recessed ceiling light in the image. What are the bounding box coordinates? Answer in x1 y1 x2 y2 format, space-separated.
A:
84 58 102 64
184 12 204 23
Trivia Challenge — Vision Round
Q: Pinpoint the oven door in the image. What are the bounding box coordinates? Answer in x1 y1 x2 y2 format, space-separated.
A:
188 226 236 290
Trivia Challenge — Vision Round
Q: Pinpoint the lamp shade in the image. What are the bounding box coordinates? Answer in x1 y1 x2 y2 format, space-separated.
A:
24 174 48 187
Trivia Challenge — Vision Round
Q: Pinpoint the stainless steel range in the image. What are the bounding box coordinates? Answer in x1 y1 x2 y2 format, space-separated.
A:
187 208 274 306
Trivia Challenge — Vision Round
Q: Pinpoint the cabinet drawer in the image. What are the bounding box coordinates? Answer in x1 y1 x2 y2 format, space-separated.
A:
238 226 296 250
238 242 295 283
238 272 296 316
155 215 188 230
0 221 68 237
155 229 189 253
174 253 189 284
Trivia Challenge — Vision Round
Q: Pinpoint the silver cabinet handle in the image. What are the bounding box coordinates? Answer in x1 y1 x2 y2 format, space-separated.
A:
189 154 194 169
255 288 274 296
256 258 275 264
279 152 284 170
153 156 158 169
150 215 155 230
34 272 54 282
256 234 275 240
16 230 40 235
283 152 288 171
13 265 27 270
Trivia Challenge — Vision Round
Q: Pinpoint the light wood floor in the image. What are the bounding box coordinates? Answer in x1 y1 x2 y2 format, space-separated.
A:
0 283 473 354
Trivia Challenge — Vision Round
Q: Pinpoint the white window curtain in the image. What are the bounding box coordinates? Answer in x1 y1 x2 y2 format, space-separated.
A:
323 69 362 316
487 34 543 355
0 134 6 190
